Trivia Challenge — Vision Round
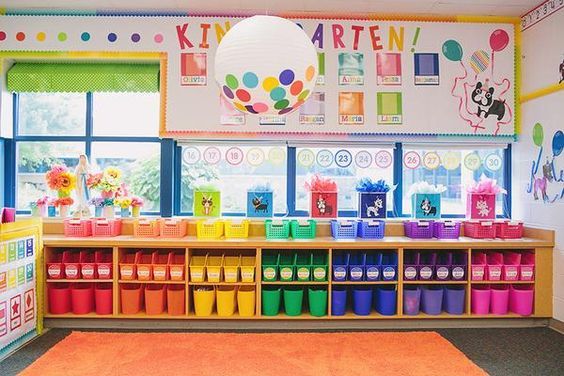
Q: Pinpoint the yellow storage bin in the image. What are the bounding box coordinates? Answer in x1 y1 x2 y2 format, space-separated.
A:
189 255 207 283
196 220 224 239
193 286 215 317
240 256 256 283
237 286 256 317
206 255 223 283
224 220 250 239
216 286 237 317
223 256 240 283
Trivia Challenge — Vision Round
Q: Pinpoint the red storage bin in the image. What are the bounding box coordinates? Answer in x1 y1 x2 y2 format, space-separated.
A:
167 285 185 315
120 284 144 314
119 252 138 280
64 218 93 237
92 218 122 237
145 284 166 315
71 283 94 314
503 252 521 281
47 253 64 279
471 252 487 281
495 220 523 239
153 252 169 281
95 283 113 315
80 251 96 280
137 252 153 281
95 251 113 280
48 283 71 314
520 252 535 281
63 251 81 279
169 253 185 281
464 220 496 239
160 219 187 238
487 252 503 281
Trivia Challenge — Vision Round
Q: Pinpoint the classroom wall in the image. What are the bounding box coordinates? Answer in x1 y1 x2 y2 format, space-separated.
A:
0 137 4 206
515 7 564 321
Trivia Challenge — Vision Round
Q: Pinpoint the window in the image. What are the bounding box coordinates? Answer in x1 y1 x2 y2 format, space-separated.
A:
93 93 159 137
18 93 86 136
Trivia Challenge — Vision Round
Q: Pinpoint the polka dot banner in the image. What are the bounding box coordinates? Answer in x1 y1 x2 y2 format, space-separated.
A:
36 32 46 42
81 32 90 41
0 31 6 41
154 34 164 43
131 33 141 43
16 32 25 41
57 32 67 42
107 33 117 42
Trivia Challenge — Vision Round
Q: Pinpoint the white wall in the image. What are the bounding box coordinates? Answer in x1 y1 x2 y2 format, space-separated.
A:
515 8 564 321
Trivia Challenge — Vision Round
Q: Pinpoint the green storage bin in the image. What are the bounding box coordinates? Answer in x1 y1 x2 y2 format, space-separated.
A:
279 253 295 282
290 220 317 239
295 253 312 282
265 220 290 239
261 285 281 316
262 253 279 282
312 253 328 282
308 287 328 317
283 286 304 316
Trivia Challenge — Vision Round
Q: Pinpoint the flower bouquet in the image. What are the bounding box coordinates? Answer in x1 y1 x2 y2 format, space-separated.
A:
89 167 122 199
131 196 144 217
466 175 506 219
54 196 74 218
115 197 133 217
45 165 76 217
89 197 105 217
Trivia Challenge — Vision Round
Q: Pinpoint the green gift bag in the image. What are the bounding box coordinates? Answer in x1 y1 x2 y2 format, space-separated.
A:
193 190 221 217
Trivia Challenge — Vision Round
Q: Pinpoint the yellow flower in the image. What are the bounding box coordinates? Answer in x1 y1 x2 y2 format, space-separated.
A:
104 167 122 181
58 172 76 194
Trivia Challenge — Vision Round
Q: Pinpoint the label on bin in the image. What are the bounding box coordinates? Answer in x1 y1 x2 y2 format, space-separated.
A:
404 266 417 279
82 265 95 278
350 267 363 280
138 267 150 279
120 266 133 278
333 267 346 280
521 268 533 279
154 269 166 279
488 267 501 279
505 268 518 279
98 265 111 279
65 265 78 278
297 268 310 280
263 267 276 280
48 265 61 278
313 267 326 280
208 271 220 280
366 267 379 280
225 271 237 281
382 267 395 280
471 267 484 279
436 266 449 280
452 267 465 279
419 266 432 279
280 267 293 280
170 268 183 279
191 271 203 281
242 271 254 281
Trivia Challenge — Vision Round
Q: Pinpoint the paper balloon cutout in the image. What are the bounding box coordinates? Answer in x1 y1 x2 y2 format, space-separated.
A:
469 50 490 74
532 122 544 147
215 15 318 116
489 29 509 52
442 40 463 62
553 130 563 157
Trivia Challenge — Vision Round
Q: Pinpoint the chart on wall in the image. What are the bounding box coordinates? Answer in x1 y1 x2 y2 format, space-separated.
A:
0 15 515 138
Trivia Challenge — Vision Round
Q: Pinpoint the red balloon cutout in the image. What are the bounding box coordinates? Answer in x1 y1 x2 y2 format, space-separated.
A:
489 29 509 52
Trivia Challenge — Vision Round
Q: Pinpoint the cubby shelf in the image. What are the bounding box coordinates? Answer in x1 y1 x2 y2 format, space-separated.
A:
331 311 399 319
119 280 186 284
261 281 329 285
470 280 534 284
190 282 256 286
46 279 113 283
44 313 113 319
403 280 468 285
331 281 397 285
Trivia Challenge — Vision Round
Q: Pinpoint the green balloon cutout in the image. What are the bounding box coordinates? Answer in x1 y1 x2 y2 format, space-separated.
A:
442 40 463 61
532 122 544 147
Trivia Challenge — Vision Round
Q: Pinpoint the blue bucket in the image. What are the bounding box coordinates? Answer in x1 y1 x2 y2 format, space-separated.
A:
331 286 347 316
375 285 397 315
352 286 372 316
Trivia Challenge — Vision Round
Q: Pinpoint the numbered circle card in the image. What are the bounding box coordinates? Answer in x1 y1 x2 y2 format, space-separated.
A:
247 148 265 166
203 147 221 165
225 147 244 166
375 150 393 169
182 147 201 165
464 153 482 171
268 147 286 165
335 149 353 168
316 149 334 168
423 152 441 170
484 153 502 172
442 151 461 170
355 150 373 169
403 151 421 169
297 149 315 167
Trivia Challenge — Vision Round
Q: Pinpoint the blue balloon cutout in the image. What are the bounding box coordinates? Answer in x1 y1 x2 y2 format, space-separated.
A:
552 130 563 157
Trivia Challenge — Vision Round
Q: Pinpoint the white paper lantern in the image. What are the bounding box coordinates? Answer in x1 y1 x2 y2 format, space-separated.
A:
215 15 318 116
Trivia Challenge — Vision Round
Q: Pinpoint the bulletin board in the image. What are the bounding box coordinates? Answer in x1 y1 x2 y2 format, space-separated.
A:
0 14 517 139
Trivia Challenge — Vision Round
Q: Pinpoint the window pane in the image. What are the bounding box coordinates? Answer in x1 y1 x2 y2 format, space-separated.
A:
295 146 395 214
93 93 159 137
402 147 506 216
16 141 85 210
18 93 86 136
180 145 287 214
91 142 161 212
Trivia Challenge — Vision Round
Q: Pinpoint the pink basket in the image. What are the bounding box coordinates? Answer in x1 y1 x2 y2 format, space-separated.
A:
92 218 122 237
520 252 535 281
463 221 496 239
502 252 521 281
495 221 523 239
64 218 93 237
509 285 534 316
471 252 487 281
160 219 187 238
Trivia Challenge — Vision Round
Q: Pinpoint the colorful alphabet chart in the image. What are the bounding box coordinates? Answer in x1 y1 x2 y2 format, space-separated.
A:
0 219 41 361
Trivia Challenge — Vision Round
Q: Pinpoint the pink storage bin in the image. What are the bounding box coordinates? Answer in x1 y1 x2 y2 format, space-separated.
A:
495 220 523 239
92 218 122 237
509 285 534 316
471 252 486 281
503 252 521 281
490 285 509 315
80 251 97 280
471 285 491 314
464 220 496 239
520 252 535 281
486 252 503 281
64 218 93 237
63 251 81 279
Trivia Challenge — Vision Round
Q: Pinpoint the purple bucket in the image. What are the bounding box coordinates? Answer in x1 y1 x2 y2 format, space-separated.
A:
331 285 347 316
490 285 509 315
443 285 465 315
403 285 421 315
352 286 373 316
421 285 444 315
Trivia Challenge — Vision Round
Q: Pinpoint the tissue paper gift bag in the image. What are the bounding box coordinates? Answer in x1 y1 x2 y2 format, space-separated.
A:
194 190 221 217
412 193 441 219
466 193 496 220
310 191 338 218
358 192 387 219
247 190 274 218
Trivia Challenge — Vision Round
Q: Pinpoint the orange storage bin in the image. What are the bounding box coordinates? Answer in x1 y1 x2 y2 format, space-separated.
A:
63 251 81 279
47 253 64 279
153 252 169 281
80 251 96 280
71 283 94 314
160 219 187 238
145 284 166 315
136 252 153 281
133 219 161 237
119 252 138 280
64 218 93 237
167 285 185 315
91 218 122 237
120 284 144 314
95 251 113 280
169 253 185 281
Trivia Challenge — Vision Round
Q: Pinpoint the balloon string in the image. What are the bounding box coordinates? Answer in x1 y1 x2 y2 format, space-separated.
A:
494 102 513 136
451 61 481 130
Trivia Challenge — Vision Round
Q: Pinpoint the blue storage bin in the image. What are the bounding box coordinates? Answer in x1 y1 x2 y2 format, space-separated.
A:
331 286 347 316
375 285 397 315
381 252 398 281
348 253 366 281
332 252 349 281
330 220 358 239
364 253 382 281
357 220 385 239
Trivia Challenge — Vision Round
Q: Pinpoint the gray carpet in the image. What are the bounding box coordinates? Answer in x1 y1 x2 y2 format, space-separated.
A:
1 328 563 375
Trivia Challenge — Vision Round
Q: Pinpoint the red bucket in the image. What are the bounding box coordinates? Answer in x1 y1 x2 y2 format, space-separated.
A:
48 283 71 314
95 283 113 315
71 283 94 314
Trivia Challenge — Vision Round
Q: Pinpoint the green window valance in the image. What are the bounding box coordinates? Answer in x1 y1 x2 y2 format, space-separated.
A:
6 63 160 93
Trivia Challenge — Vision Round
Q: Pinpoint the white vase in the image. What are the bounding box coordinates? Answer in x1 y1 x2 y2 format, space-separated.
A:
59 205 70 218
102 206 115 218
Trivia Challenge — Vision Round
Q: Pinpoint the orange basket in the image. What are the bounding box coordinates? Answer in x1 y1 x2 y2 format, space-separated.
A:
160 219 187 238
119 252 138 280
133 219 161 237
136 251 153 281
169 252 186 281
152 252 170 281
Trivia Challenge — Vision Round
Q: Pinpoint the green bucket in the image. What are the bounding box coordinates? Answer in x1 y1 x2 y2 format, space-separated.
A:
308 287 328 317
283 286 304 316
261 286 281 316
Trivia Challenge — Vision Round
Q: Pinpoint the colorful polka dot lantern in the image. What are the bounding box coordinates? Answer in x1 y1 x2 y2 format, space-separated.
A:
215 15 318 116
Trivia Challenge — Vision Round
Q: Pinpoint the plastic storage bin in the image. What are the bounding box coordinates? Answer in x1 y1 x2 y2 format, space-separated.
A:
224 220 250 239
160 219 187 238
357 219 385 239
94 283 113 315
331 286 347 316
237 286 256 317
403 252 419 281
145 284 166 315
451 253 467 281
330 220 358 239
120 284 143 314
169 253 185 281
64 218 93 237
471 251 487 281
223 256 240 283
283 286 304 316
471 285 491 314
133 219 161 237
421 285 444 315
490 285 509 315
206 255 223 283
216 286 237 317
295 253 311 281
119 252 138 280
265 219 290 239
375 285 397 316
152 252 169 281
48 283 71 314
381 253 398 281
509 285 534 316
262 253 279 282
136 252 153 281
95 251 113 280
520 252 535 281
403 286 421 315
312 253 328 282
189 255 207 282
308 287 327 317
435 252 452 281
167 285 185 315
279 253 295 282
433 221 460 239
418 253 436 281
463 220 496 239
348 253 366 281
487 252 503 281
196 220 224 239
240 256 256 282
71 283 94 314
193 286 215 317
47 253 64 279
63 251 81 279
404 220 434 239
503 252 521 281
332 252 349 281
365 253 382 281
352 286 372 316
80 251 96 280
290 219 317 239
495 220 523 239
262 286 281 316
443 285 465 315
91 218 122 237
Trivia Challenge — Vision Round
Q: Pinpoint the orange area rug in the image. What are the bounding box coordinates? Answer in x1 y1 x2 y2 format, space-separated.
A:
21 331 486 376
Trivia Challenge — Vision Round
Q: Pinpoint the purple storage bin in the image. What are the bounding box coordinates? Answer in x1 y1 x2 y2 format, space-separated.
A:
435 252 452 281
332 253 349 281
381 253 398 281
509 285 534 316
418 252 436 281
443 285 465 315
403 285 421 315
404 220 434 239
352 286 373 316
403 252 419 281
421 285 444 315
471 285 491 314
331 286 347 316
348 253 366 281
451 253 467 281
433 220 461 239
331 220 358 239
365 253 382 281
357 220 385 239
490 284 509 315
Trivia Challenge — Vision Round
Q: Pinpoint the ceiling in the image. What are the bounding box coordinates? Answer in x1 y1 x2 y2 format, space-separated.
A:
0 0 542 17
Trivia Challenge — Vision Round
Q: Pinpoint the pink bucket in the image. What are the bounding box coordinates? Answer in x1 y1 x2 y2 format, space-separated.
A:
490 285 509 315
509 285 534 316
471 285 491 314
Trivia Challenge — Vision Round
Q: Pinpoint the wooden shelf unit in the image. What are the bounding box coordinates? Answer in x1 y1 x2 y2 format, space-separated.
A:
42 224 554 321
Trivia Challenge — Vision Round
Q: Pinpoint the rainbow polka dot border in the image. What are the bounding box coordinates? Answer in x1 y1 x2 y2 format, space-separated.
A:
0 31 165 44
